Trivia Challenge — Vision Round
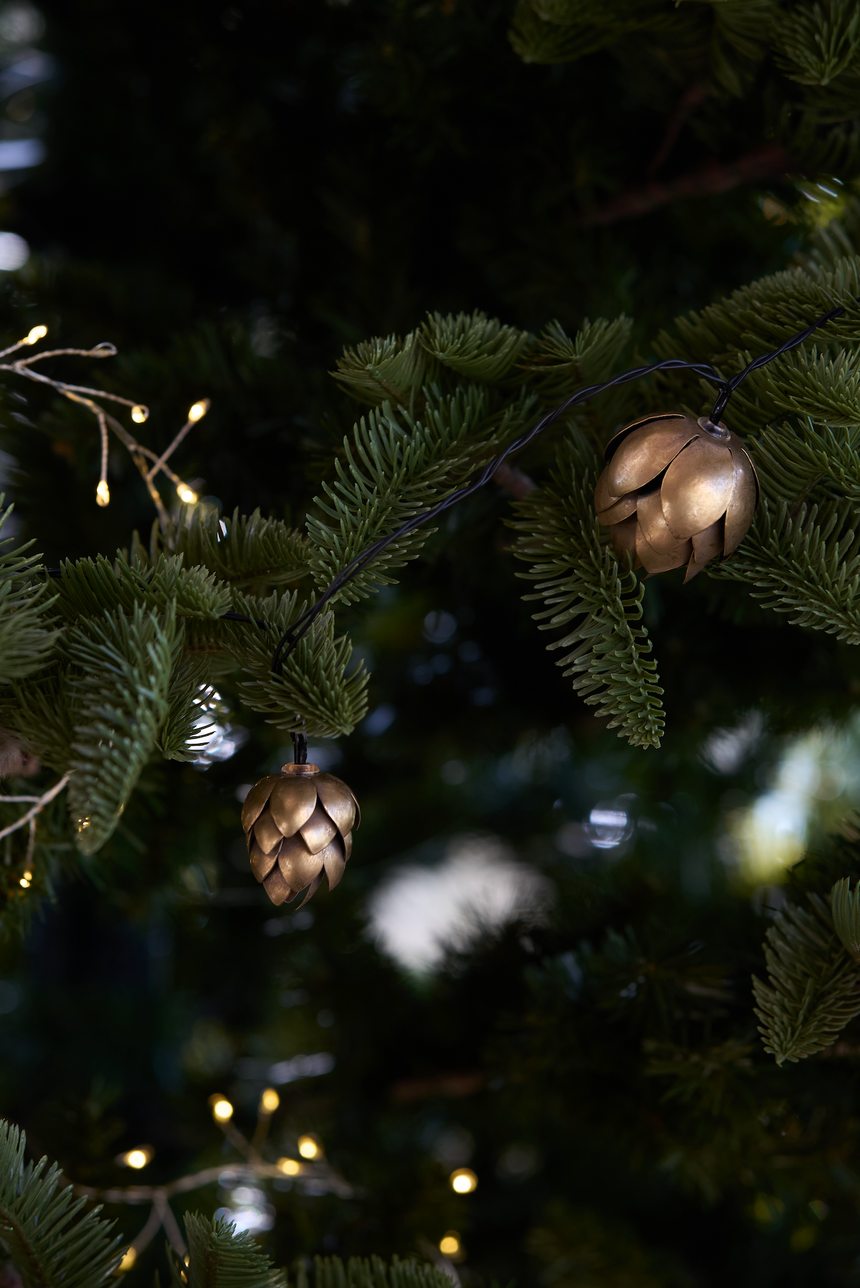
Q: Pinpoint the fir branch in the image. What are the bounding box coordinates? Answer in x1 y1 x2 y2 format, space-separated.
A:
155 653 216 763
832 876 860 958
228 591 368 738
139 507 313 591
0 1120 123 1288
332 330 430 408
170 1214 285 1288
53 553 231 622
307 386 526 602
753 892 860 1064
711 498 860 643
0 499 59 683
64 604 179 854
420 311 533 383
519 316 633 403
306 1257 452 1288
772 0 860 88
511 441 664 749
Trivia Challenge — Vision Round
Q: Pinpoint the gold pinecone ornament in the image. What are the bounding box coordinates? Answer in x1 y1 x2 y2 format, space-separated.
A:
241 762 359 907
594 412 759 581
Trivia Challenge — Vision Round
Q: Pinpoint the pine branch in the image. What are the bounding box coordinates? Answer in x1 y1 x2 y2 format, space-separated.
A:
64 604 179 854
170 1214 285 1288
0 499 59 683
753 892 860 1064
0 1120 123 1288
711 498 860 643
228 591 368 738
53 553 231 622
307 386 529 602
511 440 664 749
137 507 313 591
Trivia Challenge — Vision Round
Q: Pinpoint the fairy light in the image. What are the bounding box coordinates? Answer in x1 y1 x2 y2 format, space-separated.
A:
119 1147 153 1169
117 1249 136 1273
96 480 110 507
298 1135 320 1159
187 399 210 422
449 1168 477 1194
25 325 47 345
277 1157 300 1175
209 1095 234 1122
131 405 149 424
176 484 198 504
439 1234 460 1256
259 1087 280 1114
18 876 30 888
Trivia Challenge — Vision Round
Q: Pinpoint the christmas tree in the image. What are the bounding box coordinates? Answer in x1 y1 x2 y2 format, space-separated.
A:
5 1 860 1285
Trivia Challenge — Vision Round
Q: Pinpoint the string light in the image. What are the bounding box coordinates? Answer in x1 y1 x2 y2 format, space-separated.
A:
298 1135 320 1159
131 405 149 424
439 1234 461 1256
176 484 198 504
18 876 30 889
259 1088 280 1114
209 1095 234 1122
96 480 110 507
118 1147 153 1169
25 325 47 344
449 1168 477 1194
187 399 210 422
277 1157 300 1176
117 1249 136 1273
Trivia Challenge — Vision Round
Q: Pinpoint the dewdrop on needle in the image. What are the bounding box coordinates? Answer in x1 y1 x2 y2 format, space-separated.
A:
96 480 110 507
187 398 210 422
25 325 47 345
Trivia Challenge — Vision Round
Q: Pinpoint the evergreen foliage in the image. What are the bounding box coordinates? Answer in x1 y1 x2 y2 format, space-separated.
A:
170 1215 285 1288
0 1120 122 1288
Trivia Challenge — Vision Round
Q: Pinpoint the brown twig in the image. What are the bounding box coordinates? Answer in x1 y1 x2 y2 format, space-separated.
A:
585 143 794 227
493 461 536 500
646 82 710 180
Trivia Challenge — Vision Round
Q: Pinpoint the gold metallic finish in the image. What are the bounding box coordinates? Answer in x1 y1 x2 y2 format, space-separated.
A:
724 447 759 554
660 437 735 539
300 801 339 852
249 839 279 882
315 775 357 834
241 775 281 832
252 807 283 855
603 419 696 496
595 492 638 525
594 412 758 580
241 763 360 907
269 776 318 835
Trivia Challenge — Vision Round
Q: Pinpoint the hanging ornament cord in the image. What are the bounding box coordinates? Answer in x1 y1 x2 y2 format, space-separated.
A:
271 299 848 673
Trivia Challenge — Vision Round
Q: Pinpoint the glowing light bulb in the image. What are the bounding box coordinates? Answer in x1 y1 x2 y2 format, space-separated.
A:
449 1168 477 1194
439 1234 460 1256
22 871 32 881
209 1095 233 1122
176 484 198 504
25 325 47 345
120 1147 153 1170
96 480 110 507
18 877 29 889
277 1157 300 1176
187 399 210 422
298 1135 319 1159
118 1249 136 1273
131 405 149 424
259 1088 280 1114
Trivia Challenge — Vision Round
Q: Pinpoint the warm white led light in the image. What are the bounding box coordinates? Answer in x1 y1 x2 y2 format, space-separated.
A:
259 1088 280 1114
25 325 47 344
96 480 110 507
209 1096 233 1122
131 405 149 424
187 399 210 422
449 1168 477 1194
176 484 198 504
298 1135 319 1159
277 1157 300 1176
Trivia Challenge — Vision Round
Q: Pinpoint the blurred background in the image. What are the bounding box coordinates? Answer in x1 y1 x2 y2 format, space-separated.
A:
1 2 860 1285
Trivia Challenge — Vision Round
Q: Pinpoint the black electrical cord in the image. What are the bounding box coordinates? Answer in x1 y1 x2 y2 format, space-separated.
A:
270 300 851 673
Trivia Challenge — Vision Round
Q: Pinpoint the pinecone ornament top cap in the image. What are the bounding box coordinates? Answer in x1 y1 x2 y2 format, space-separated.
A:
594 412 759 581
241 761 359 907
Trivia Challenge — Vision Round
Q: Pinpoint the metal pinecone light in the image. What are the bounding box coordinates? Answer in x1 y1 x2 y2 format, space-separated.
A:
594 412 758 580
241 762 359 906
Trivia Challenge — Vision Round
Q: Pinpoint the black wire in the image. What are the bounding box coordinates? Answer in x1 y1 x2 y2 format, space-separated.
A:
271 300 850 673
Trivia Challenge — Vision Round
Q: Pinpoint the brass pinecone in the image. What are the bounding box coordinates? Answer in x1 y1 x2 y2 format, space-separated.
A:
594 412 759 581
241 762 359 907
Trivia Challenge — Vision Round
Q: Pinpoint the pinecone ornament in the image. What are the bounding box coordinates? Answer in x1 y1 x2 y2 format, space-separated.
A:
594 412 758 581
241 762 359 907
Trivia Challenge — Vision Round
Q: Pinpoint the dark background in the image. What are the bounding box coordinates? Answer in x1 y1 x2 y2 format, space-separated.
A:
1 2 859 1286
